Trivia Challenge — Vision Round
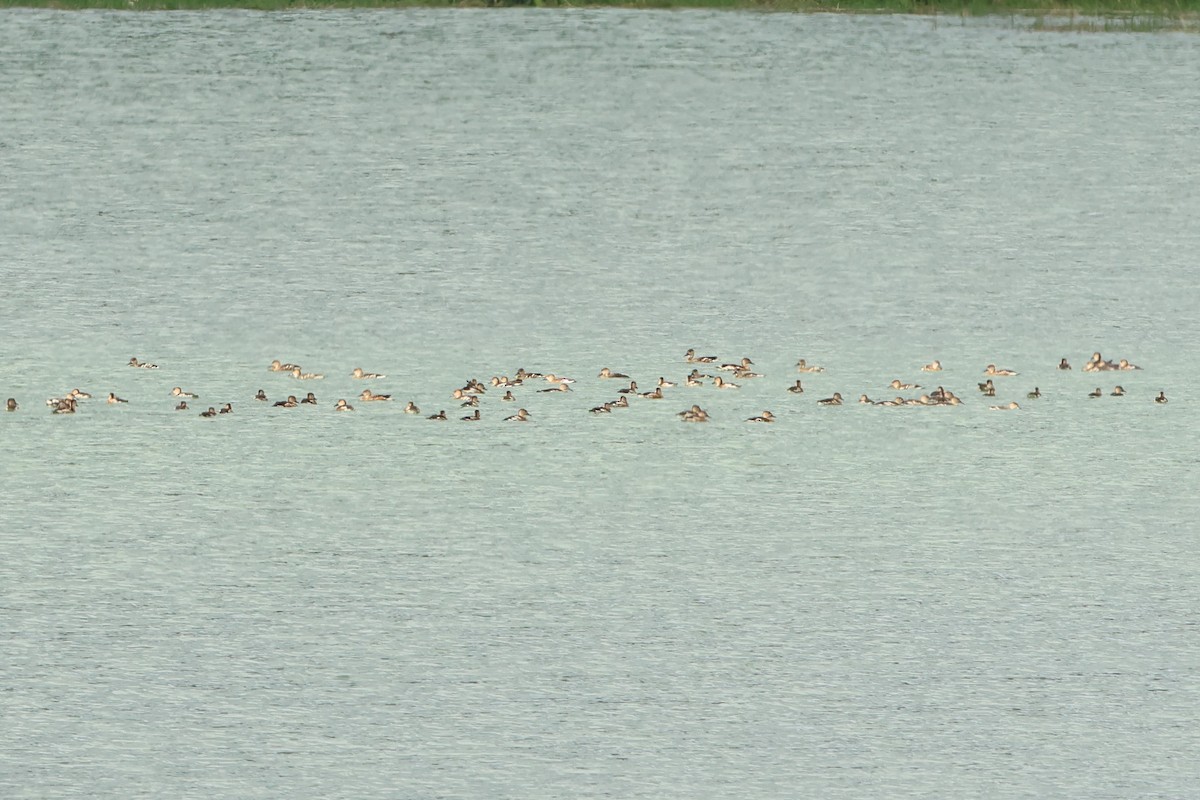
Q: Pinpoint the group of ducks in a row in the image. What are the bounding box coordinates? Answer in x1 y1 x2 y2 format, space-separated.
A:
5 349 1169 420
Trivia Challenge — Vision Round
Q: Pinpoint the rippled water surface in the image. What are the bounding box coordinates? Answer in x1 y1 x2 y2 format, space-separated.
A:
3 10 1199 798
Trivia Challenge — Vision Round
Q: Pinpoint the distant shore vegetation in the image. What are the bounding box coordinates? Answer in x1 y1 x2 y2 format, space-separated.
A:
3 0 1198 31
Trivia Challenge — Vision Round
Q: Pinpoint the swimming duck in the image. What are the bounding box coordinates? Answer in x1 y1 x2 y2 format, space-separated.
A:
598 367 630 379
107 393 127 404
1058 358 1072 371
290 367 324 380
795 359 825 373
748 410 775 423
930 386 950 401
787 380 805 394
685 376 704 388
978 379 996 396
1117 359 1142 371
274 395 299 408
175 401 189 411
269 360 300 372
658 377 677 388
51 397 77 414
921 360 942 372
514 368 544 381
301 392 318 405
351 367 386 379
501 391 516 402
538 383 571 393
255 389 268 401
637 387 664 400
428 410 447 420
171 387 198 399
890 379 920 391
334 399 354 412
1027 387 1041 399
818 392 843 406
874 397 902 406
989 402 1020 410
983 364 1017 376
404 401 420 414
734 367 763 379
360 389 390 402
685 349 717 363
69 389 92 400
1111 386 1125 397
459 396 480 408
612 396 629 408
859 394 873 404
712 376 739 390
5 398 17 412
679 404 709 422
199 407 218 417
617 381 639 395
543 374 574 385
1088 387 1103 398
129 357 158 369
1155 391 1168 404
505 408 531 422
590 402 614 414
719 357 754 372
461 409 481 421
219 403 233 414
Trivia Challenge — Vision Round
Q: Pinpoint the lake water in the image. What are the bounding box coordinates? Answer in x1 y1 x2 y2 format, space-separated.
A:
2 9 1199 798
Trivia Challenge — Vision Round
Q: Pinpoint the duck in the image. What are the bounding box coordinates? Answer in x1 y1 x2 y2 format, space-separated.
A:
930 386 950 401
1117 359 1142 371
679 404 709 422
1155 391 1168 404
199 407 218 417
748 410 775 423
859 394 873 404
795 359 825 373
333 399 354 412
590 402 614 414
360 389 390 402
538 383 571 394
787 380 805 394
874 397 903 406
658 377 677 388
685 375 704 388
428 410 448 420
69 389 92 400
617 381 639 395
598 367 630 379
351 367 386 379
1027 387 1041 399
459 396 480 407
637 387 664 400
51 397 77 414
171 387 198 399
404 401 420 414
712 376 739 390
505 408 531 422
514 368 544 381
252 389 266 401
5 398 17 412
290 367 324 380
983 364 1018 376
612 396 629 408
685 348 717 363
269 360 300 372
921 360 942 372
274 395 299 408
889 379 920 391
501 391 516 402
107 393 128 404
543 374 575 385
1111 386 1125 397
818 392 843 406
1083 352 1115 373
977 379 996 396
989 402 1020 411
719 357 754 372
129 357 158 369
734 367 763 379
301 392 318 405
1058 358 1072 371
175 401 189 411
461 409 481 421
219 403 233 414
1088 387 1103 398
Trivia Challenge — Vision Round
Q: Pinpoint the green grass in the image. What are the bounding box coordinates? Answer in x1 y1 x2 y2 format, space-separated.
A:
3 0 1198 31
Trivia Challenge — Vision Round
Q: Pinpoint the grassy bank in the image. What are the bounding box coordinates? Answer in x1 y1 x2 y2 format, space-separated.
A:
3 0 1198 31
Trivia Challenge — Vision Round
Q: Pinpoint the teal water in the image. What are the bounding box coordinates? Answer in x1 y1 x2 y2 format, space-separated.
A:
2 10 1199 798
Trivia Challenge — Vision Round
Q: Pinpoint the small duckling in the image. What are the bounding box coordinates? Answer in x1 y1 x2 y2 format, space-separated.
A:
107 393 128 404
747 410 775 423
334 399 354 412
818 392 843 406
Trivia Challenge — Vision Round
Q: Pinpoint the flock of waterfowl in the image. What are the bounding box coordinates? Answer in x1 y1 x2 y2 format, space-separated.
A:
2 350 1168 423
